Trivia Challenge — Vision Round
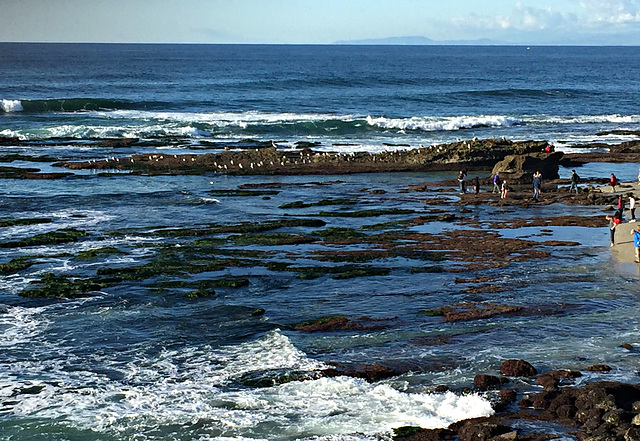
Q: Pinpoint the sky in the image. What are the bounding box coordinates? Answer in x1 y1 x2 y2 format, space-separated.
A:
2 0 640 45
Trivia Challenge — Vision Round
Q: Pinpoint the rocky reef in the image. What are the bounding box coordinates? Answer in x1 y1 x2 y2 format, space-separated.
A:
53 138 552 176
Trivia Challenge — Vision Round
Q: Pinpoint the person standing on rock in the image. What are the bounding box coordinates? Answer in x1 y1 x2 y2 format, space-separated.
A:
630 194 637 222
532 171 542 201
633 225 640 262
501 179 509 199
607 214 621 247
492 172 501 193
569 170 580 193
473 176 480 195
610 173 619 192
458 170 467 194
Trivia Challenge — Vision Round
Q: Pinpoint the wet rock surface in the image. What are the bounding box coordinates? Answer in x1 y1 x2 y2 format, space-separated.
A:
53 139 550 175
394 361 640 441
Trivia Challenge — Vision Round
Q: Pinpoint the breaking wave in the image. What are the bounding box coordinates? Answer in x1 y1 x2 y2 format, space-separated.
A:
0 329 493 439
0 98 163 113
366 114 520 131
4 104 640 143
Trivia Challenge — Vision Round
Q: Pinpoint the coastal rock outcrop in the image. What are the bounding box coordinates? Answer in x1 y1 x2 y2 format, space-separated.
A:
491 152 563 184
54 139 550 176
394 381 640 441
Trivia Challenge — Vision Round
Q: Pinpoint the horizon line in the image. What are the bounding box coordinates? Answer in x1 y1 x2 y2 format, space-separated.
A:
2 41 640 47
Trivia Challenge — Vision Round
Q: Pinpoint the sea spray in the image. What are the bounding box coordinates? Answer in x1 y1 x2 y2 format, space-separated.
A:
1 99 23 112
0 329 493 439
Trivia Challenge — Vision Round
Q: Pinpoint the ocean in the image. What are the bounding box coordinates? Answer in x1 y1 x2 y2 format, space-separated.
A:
0 43 640 440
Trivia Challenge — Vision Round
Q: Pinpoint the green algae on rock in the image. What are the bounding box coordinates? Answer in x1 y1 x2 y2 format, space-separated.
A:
0 217 53 228
208 189 280 197
278 198 357 209
156 218 327 238
311 227 365 240
230 233 318 246
0 256 38 274
331 267 391 279
0 229 88 249
20 273 122 299
411 266 446 273
75 247 125 261
317 208 414 217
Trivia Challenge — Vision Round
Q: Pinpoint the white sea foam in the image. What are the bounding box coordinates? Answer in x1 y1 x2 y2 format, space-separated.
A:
0 305 49 348
1 330 493 438
6 109 640 144
0 209 116 243
1 99 23 112
98 109 353 127
366 115 520 132
529 114 640 125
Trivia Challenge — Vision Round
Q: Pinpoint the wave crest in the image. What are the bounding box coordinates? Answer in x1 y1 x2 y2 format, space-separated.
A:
1 99 23 112
0 98 160 113
366 114 520 132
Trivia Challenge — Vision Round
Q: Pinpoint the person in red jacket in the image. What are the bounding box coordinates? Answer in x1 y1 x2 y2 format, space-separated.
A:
610 173 619 192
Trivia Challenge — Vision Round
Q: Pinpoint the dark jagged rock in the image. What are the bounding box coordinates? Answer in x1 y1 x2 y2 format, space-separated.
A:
500 359 538 377
0 136 20 145
323 362 402 382
425 302 523 322
610 139 640 153
293 315 395 332
536 370 582 391
450 416 514 441
491 151 563 184
498 388 518 404
474 374 509 390
512 381 640 441
98 137 139 148
586 364 612 372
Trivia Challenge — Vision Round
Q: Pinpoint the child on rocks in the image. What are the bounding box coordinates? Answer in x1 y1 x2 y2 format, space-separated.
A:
501 180 509 199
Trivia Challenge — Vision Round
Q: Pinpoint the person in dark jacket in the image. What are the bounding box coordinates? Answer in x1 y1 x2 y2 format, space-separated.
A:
569 170 580 193
532 171 542 200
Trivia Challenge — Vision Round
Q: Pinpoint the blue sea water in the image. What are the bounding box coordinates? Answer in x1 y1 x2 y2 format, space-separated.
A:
2 44 640 152
0 44 640 440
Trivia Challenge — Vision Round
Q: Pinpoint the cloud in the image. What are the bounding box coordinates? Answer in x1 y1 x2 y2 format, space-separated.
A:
451 3 572 33
578 0 640 25
448 1 640 43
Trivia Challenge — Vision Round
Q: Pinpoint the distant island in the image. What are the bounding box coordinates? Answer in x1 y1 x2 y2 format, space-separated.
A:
333 35 499 45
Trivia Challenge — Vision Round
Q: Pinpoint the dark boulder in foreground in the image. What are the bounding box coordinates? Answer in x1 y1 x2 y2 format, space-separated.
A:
394 381 640 441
